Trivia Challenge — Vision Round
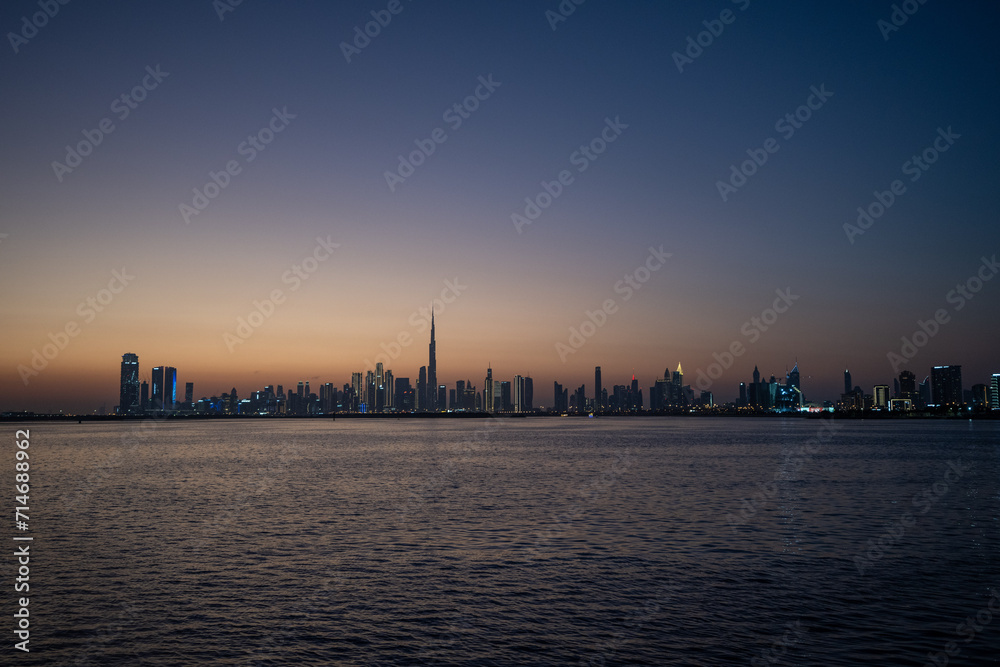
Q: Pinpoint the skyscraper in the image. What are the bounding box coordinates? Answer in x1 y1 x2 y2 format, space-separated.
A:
844 369 852 397
485 365 494 412
151 366 164 410
514 375 525 413
991 374 1000 410
427 309 437 411
524 376 533 412
873 384 889 408
184 382 194 405
673 363 683 388
163 367 177 409
931 365 963 407
119 353 139 415
899 370 916 401
594 366 602 411
416 366 426 411
140 380 149 411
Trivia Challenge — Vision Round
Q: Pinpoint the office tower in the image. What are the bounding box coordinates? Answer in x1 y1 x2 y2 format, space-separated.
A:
485 366 494 412
394 377 411 411
384 370 394 410
739 382 747 407
438 385 446 411
417 366 427 411
349 374 360 412
140 380 149 411
464 380 478 410
449 389 457 409
594 366 602 410
673 363 683 388
151 366 164 409
554 381 564 412
898 370 916 404
524 376 533 411
184 382 194 404
844 370 852 397
893 378 901 399
992 374 1000 410
700 391 714 407
931 365 963 406
456 380 465 410
427 309 437 411
971 384 988 410
514 375 524 412
575 384 586 412
630 374 640 409
873 385 889 408
364 370 377 412
277 384 284 397
787 362 800 392
163 367 177 409
297 381 304 398
119 353 140 415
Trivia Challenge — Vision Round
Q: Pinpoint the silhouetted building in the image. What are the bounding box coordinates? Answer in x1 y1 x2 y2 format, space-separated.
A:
594 366 602 410
151 366 164 410
184 382 194 405
844 369 852 397
140 380 149 410
931 365 963 407
118 353 140 415
427 310 437 411
485 366 494 412
163 367 177 409
524 376 533 411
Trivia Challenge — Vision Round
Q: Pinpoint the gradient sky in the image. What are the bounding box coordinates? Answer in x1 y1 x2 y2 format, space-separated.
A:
1 0 998 412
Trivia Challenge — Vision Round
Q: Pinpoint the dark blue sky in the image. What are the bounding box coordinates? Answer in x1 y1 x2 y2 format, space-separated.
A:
1 0 998 410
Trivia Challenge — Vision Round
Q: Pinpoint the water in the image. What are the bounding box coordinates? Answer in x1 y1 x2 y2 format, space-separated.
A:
14 417 1000 665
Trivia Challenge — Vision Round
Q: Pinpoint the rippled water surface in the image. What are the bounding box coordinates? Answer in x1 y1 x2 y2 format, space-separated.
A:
17 417 1000 665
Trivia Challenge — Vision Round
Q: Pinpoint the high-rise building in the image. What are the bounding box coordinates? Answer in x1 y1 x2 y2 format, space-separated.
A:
970 384 988 410
297 381 304 398
118 353 140 415
594 366 602 410
163 367 177 409
514 375 525 412
140 380 149 411
991 374 1000 410
673 363 683 388
417 366 427 411
524 376 533 412
151 366 164 410
899 370 916 401
554 381 565 412
384 370 394 410
873 384 889 408
427 309 437 411
787 362 800 392
184 382 194 405
438 385 446 411
844 369 852 397
364 370 376 412
485 366 494 412
918 376 931 407
931 365 963 407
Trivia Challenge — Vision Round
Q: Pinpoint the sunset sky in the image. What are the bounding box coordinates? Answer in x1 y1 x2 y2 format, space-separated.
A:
1 0 998 412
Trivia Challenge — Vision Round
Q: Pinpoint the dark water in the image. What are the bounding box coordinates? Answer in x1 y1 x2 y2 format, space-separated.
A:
13 417 1000 665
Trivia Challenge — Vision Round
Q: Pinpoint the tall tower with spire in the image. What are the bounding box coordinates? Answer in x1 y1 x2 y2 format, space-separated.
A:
427 308 437 411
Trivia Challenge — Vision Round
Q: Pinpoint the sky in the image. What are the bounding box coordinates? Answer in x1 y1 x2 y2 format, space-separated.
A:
1 0 998 412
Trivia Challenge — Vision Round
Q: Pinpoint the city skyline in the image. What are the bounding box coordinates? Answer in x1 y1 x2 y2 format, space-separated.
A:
8 305 995 414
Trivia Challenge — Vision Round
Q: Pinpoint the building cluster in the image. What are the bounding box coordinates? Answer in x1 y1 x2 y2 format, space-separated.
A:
115 315 999 416
837 365 999 413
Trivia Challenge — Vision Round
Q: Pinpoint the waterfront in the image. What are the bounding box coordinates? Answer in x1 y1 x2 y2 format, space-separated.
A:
17 418 1000 664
